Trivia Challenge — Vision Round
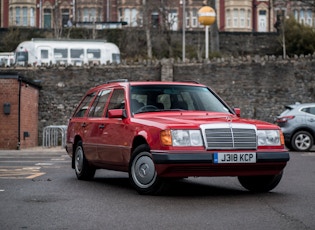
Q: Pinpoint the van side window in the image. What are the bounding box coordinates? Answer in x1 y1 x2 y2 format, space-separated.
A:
73 92 96 117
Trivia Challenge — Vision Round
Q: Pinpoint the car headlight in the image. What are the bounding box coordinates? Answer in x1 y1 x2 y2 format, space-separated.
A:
160 130 203 146
257 130 281 146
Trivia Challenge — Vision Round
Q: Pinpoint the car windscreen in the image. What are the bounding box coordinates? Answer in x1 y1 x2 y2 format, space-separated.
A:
130 85 231 114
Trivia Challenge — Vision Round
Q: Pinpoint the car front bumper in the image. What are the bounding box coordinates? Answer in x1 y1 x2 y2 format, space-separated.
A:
151 151 290 178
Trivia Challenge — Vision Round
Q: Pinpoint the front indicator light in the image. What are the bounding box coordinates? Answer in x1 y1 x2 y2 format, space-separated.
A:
160 130 172 146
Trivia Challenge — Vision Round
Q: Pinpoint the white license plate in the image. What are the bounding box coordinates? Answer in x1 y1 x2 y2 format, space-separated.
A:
213 152 256 164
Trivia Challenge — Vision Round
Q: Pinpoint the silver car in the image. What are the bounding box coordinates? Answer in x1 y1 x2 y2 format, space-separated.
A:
276 103 315 151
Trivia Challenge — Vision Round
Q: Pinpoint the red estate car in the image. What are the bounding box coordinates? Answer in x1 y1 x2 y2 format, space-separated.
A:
66 80 290 195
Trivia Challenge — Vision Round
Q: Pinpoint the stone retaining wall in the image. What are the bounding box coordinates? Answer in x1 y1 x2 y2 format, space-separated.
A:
1 55 315 144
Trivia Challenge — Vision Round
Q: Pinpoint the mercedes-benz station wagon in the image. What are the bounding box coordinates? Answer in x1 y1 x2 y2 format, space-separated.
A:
66 80 290 195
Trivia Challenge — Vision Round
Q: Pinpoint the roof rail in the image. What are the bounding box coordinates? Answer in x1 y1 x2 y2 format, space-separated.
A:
106 79 129 84
179 80 200 84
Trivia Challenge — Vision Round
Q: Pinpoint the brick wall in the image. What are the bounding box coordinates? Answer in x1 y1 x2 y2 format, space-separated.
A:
19 83 39 148
0 76 39 149
0 78 19 149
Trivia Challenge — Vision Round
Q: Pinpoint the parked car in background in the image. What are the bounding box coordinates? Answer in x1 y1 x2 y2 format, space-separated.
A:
276 103 315 152
66 80 290 195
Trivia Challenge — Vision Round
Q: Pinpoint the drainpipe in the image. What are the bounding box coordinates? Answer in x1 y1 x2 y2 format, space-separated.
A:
17 77 22 150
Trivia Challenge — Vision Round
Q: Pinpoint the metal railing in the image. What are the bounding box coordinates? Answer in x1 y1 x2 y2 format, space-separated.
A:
42 125 67 148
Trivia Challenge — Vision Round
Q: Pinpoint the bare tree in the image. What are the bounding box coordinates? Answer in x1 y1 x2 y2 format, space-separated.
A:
207 0 219 53
142 0 152 58
298 0 315 7
53 1 63 39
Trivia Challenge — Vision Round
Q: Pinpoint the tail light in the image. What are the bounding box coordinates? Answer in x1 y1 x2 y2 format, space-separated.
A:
276 115 295 123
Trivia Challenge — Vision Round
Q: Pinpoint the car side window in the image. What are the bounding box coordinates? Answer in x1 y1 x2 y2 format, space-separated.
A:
73 92 96 117
88 89 111 117
106 89 125 117
309 107 315 115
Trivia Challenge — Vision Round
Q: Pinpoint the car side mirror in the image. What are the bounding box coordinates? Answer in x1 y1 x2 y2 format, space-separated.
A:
108 109 127 118
234 108 241 117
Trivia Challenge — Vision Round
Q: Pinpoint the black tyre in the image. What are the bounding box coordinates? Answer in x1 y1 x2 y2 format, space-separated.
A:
238 171 283 193
291 131 313 152
74 141 96 180
129 144 164 195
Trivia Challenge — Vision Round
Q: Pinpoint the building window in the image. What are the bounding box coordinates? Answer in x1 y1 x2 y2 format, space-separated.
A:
300 10 305 24
16 7 21 26
151 12 159 28
226 9 231 28
240 9 245 27
81 8 97 22
118 8 123 21
131 9 138 27
247 10 251 28
192 9 197 27
294 9 298 21
30 7 35 27
307 9 312 26
62 9 70 27
9 8 13 26
44 9 52 28
233 9 238 27
124 8 131 25
185 10 190 28
22 7 28 26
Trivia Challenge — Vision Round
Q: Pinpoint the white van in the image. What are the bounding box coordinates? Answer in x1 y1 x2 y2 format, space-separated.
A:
0 52 15 67
15 38 120 66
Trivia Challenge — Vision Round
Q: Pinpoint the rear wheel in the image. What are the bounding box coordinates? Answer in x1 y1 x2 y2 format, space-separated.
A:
74 141 96 180
129 144 165 195
291 130 313 152
238 171 283 193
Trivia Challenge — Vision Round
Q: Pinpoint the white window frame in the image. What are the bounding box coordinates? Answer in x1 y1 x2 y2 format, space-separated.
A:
30 7 35 27
306 9 312 26
16 7 21 26
22 7 28 26
247 10 251 28
226 9 231 28
192 9 197 28
185 10 190 28
233 9 238 27
240 9 245 27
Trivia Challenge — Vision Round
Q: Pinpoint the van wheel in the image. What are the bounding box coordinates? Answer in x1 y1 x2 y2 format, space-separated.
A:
238 171 283 193
291 131 313 152
129 144 164 195
74 141 96 180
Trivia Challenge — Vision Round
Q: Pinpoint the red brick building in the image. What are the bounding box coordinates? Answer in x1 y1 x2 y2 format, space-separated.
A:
0 73 40 149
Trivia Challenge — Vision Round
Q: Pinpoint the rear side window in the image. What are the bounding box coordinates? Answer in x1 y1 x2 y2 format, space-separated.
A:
88 89 111 117
301 106 315 115
73 92 96 117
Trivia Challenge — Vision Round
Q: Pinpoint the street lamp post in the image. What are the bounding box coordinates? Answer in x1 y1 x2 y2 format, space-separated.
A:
181 0 186 62
198 6 216 59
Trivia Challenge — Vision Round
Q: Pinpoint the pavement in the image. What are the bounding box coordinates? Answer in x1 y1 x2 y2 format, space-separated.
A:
0 146 67 155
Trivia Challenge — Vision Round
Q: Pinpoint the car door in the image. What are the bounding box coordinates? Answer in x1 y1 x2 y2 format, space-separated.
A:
69 91 97 161
84 89 112 163
97 88 130 166
304 105 315 129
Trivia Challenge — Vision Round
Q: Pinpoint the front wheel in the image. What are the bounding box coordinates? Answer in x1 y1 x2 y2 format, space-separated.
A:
238 171 283 193
129 144 164 195
74 141 96 180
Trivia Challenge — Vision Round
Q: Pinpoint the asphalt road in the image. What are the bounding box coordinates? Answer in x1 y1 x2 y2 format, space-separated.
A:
0 148 314 230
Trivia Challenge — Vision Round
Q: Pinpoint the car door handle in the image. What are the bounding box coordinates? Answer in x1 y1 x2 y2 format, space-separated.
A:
81 122 87 127
99 124 105 129
308 118 315 122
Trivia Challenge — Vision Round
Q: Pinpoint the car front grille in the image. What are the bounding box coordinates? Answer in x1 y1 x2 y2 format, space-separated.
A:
201 123 257 150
